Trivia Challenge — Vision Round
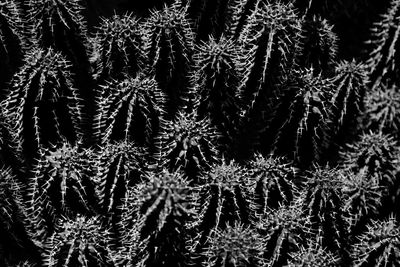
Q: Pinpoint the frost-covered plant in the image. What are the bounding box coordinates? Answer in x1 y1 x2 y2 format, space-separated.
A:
94 75 165 148
91 13 145 82
3 48 83 162
160 111 220 182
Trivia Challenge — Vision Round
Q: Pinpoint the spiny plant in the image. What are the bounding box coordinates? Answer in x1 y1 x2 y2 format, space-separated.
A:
366 0 400 90
351 216 400 267
0 168 41 266
91 12 146 82
93 141 147 226
298 16 338 75
235 2 302 159
364 84 400 137
270 69 333 169
249 154 296 214
94 75 165 149
256 201 312 267
27 0 92 91
193 160 254 251
0 1 25 97
302 166 348 258
201 223 266 267
136 169 195 267
330 60 368 140
143 4 194 117
3 48 83 162
26 142 97 241
42 215 113 267
192 36 243 152
160 111 220 183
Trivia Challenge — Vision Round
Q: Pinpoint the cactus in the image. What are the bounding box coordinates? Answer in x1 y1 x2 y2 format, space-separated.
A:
270 69 333 168
0 1 25 97
298 16 338 75
0 168 41 266
193 160 254 250
302 166 348 258
364 84 400 137
42 215 113 267
160 111 220 182
256 201 312 267
94 75 165 149
91 13 145 82
93 141 147 225
201 223 266 267
366 0 400 90
351 216 400 267
26 142 97 240
143 4 194 117
136 169 195 267
3 48 83 162
249 154 296 214
192 36 243 152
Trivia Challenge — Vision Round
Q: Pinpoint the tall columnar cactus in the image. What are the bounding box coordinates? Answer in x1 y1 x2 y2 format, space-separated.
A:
136 170 195 267
364 84 400 137
43 215 113 267
366 0 400 90
249 154 296 214
143 4 194 117
351 216 400 267
298 16 338 75
193 161 254 250
27 0 92 91
0 1 25 97
330 60 368 140
256 201 312 267
270 69 333 168
94 75 165 148
3 48 83 162
93 141 146 225
160 111 220 183
0 168 41 266
26 142 97 241
302 166 348 258
91 13 146 82
192 36 243 151
201 223 266 267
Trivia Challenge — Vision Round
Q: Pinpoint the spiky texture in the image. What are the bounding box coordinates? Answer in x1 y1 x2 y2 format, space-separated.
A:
330 60 368 139
366 0 400 90
27 0 91 89
43 215 113 267
92 13 145 82
137 170 195 267
3 48 83 162
351 216 400 267
201 223 266 267
298 16 338 75
143 4 194 117
302 166 348 257
93 141 146 225
160 111 220 183
270 69 332 168
94 76 165 148
26 142 97 241
0 168 41 265
235 2 302 159
256 202 312 267
249 154 296 214
0 1 25 97
192 36 243 152
364 84 400 136
193 161 254 251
